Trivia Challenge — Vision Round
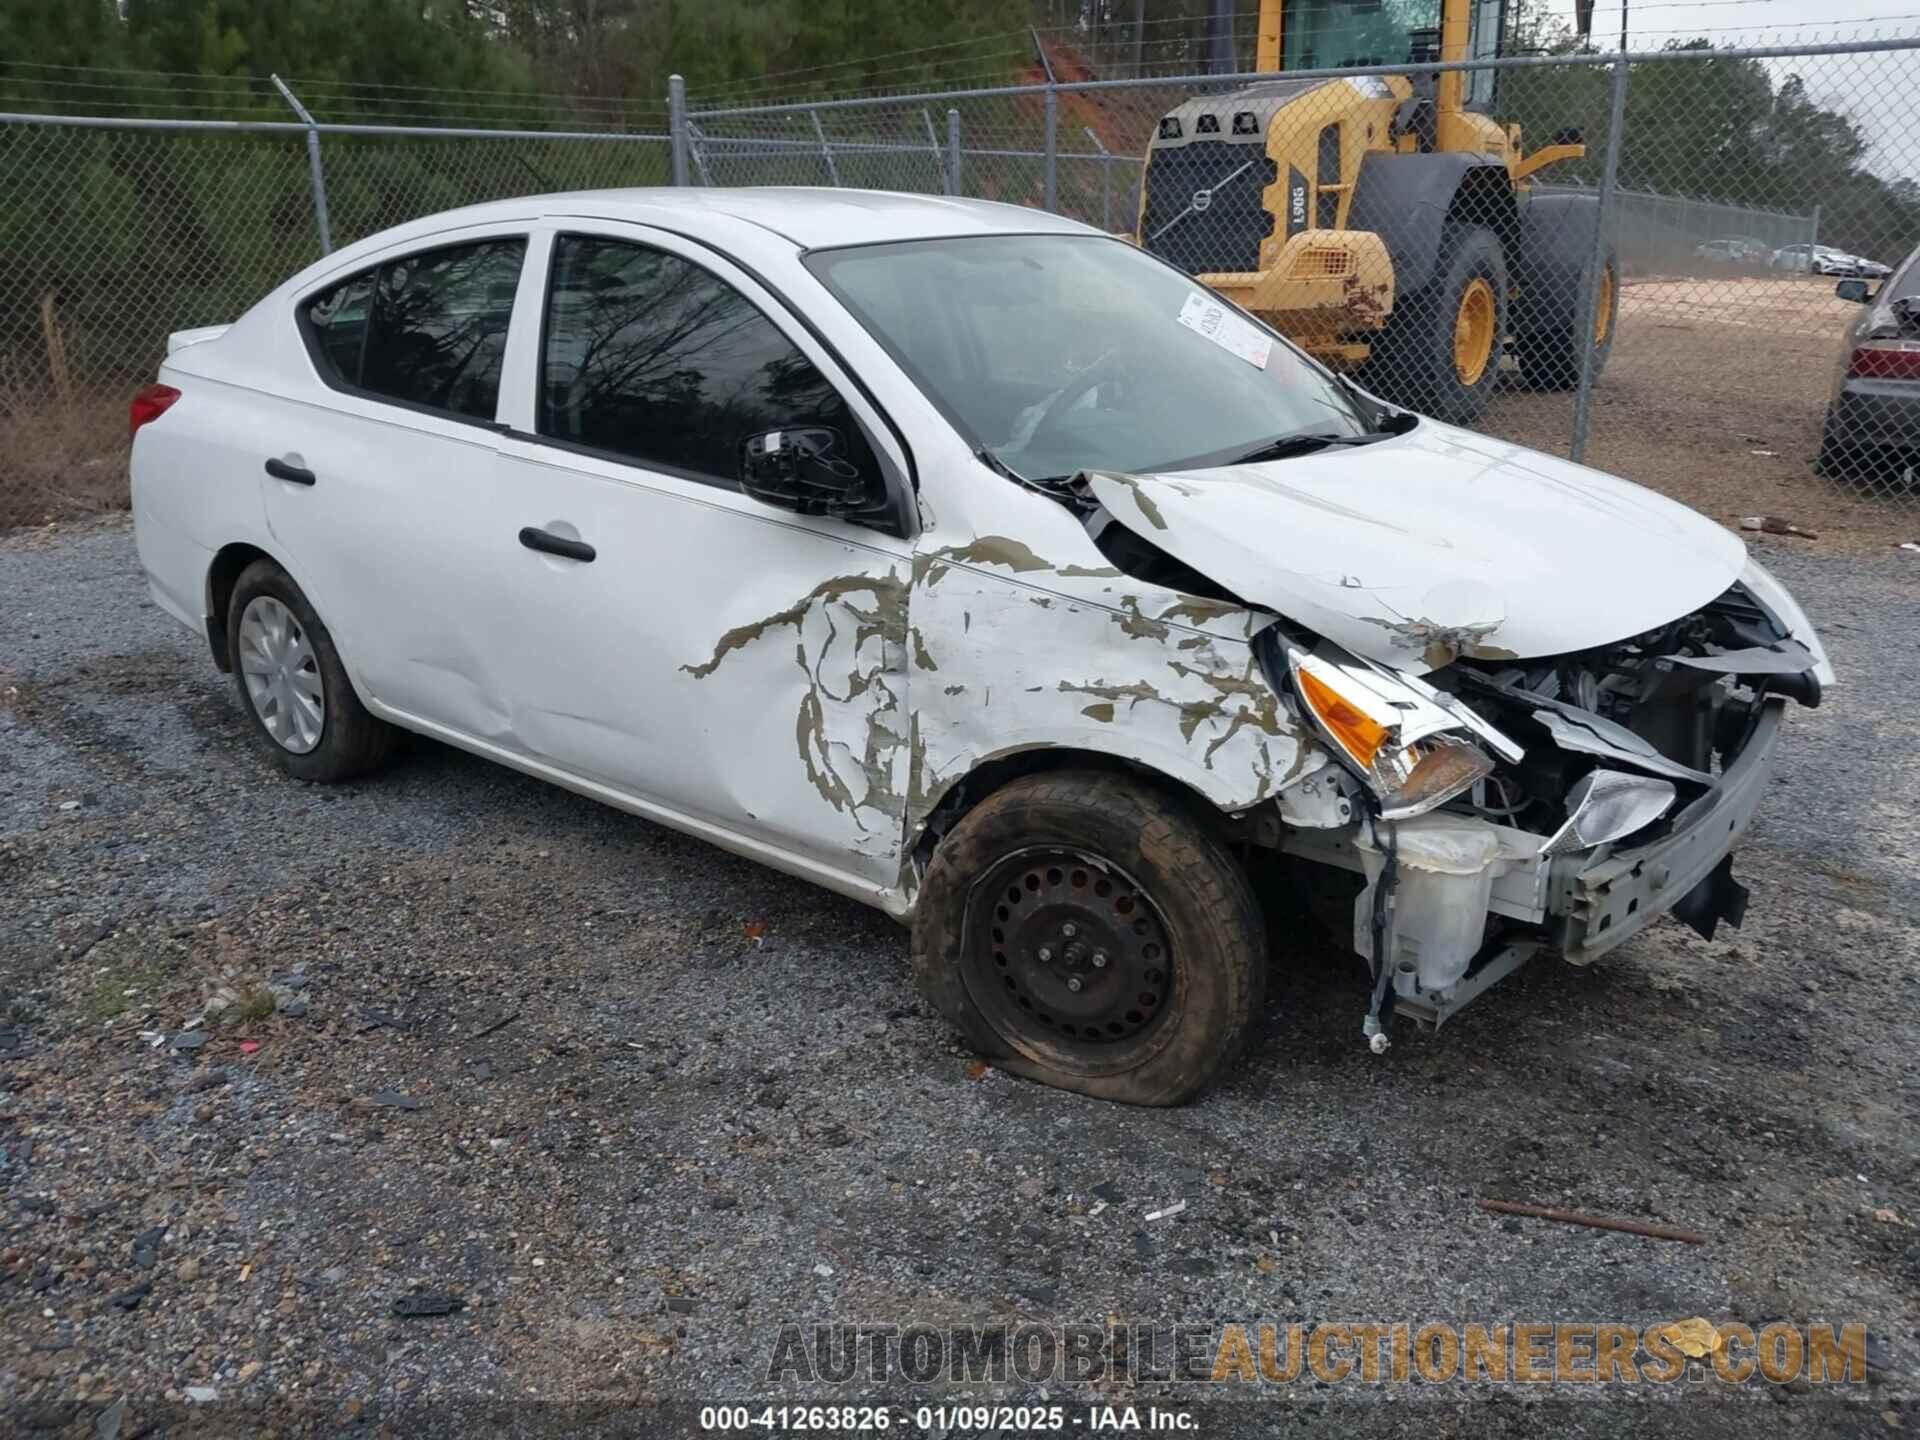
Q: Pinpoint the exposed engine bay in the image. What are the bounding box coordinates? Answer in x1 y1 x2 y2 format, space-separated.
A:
1441 579 1822 829
1267 574 1822 1047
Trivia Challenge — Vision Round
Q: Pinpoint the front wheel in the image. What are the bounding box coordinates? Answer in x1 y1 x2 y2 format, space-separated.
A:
1362 223 1509 424
911 771 1266 1106
1512 247 1618 392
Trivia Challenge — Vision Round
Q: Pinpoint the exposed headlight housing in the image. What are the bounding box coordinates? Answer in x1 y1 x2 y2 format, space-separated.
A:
1543 768 1676 855
1285 642 1515 821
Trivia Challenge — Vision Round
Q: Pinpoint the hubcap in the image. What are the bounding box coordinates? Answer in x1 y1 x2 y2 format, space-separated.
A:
237 596 325 754
1594 265 1615 346
1452 277 1497 386
962 848 1176 1064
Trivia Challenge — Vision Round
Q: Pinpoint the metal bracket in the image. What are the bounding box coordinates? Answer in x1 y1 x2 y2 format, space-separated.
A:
1392 940 1542 1030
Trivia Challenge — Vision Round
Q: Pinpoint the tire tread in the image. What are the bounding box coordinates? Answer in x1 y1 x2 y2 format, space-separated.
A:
911 770 1265 1106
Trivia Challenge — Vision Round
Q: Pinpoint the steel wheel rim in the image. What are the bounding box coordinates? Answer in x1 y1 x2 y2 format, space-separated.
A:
1594 265 1615 346
1453 277 1496 386
960 846 1180 1073
237 596 325 754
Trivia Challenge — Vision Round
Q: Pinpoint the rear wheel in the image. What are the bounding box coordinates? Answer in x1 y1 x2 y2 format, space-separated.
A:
1513 247 1618 391
1816 414 1863 482
912 771 1265 1106
226 559 395 783
1364 223 1508 424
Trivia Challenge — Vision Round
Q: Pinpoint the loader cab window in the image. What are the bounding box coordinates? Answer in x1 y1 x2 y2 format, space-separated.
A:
1282 0 1443 70
1466 0 1505 108
1280 0 1504 104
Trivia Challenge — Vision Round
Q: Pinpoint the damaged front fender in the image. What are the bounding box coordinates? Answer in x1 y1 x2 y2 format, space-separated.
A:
904 537 1324 859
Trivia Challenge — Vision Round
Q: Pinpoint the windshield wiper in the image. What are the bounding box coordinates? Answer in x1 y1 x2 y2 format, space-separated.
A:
1227 427 1400 465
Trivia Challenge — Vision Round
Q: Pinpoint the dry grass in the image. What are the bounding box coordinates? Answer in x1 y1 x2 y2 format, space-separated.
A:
0 368 131 529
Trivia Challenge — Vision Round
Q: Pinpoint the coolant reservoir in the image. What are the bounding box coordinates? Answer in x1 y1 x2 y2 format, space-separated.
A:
1355 814 1503 995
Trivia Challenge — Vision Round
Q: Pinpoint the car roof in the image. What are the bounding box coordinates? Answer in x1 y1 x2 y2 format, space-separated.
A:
349 187 1098 254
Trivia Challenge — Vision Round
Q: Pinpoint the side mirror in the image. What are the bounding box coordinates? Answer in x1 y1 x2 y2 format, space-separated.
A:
1835 279 1872 304
740 427 877 516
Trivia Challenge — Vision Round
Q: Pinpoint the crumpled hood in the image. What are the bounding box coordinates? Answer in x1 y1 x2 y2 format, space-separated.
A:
1088 421 1747 672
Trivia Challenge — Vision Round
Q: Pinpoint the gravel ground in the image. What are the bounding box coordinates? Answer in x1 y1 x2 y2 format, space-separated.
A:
0 518 1915 1438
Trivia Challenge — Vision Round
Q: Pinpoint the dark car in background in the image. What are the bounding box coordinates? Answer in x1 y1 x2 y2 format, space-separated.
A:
1820 240 1920 487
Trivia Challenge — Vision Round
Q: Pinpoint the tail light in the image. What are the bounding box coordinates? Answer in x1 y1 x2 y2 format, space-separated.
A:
1848 340 1920 381
129 383 181 438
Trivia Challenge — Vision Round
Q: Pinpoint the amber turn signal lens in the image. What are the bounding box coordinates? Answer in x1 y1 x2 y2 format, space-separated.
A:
1378 740 1495 821
1296 666 1390 770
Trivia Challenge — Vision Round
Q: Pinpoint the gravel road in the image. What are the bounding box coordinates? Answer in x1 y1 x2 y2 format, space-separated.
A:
1 518 1915 1437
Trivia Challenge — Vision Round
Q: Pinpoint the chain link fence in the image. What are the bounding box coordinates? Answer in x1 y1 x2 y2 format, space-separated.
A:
4 38 1919 527
0 111 669 525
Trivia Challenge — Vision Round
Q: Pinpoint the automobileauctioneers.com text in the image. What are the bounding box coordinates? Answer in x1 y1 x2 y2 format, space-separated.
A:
763 1319 1868 1388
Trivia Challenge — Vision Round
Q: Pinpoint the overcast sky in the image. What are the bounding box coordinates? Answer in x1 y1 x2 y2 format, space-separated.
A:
1536 0 1918 175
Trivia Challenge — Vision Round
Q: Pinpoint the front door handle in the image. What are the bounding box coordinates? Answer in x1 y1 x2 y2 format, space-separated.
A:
518 527 596 563
264 457 316 486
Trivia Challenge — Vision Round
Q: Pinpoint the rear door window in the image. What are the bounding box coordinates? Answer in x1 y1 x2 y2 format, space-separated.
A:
302 237 525 422
362 239 525 420
538 233 874 487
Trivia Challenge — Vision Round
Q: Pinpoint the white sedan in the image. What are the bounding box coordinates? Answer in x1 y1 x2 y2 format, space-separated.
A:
1772 243 1887 277
131 189 1831 1104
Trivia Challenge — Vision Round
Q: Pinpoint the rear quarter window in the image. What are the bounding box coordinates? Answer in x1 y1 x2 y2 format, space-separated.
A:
304 272 373 386
298 236 526 423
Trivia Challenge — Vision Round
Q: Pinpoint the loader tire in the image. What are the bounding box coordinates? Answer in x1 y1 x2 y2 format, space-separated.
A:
912 771 1266 1107
1364 223 1508 425
1513 245 1618 391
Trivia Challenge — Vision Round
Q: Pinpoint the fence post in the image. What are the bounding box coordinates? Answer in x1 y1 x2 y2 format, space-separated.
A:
270 74 332 254
1808 201 1821 248
668 74 690 186
947 108 962 196
1084 127 1112 230
810 109 840 187
1043 85 1058 212
1571 56 1630 466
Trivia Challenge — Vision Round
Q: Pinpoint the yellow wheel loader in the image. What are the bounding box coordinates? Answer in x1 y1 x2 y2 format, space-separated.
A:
1137 0 1617 423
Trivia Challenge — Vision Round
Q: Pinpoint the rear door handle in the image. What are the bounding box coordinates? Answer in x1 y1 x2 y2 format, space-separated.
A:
264 458 316 486
518 527 596 563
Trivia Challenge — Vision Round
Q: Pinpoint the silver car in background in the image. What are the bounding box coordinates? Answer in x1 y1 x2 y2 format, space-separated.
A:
1774 243 1889 278
1821 239 1920 485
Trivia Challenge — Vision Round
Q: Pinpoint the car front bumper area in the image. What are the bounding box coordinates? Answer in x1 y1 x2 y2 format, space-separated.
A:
1554 698 1785 964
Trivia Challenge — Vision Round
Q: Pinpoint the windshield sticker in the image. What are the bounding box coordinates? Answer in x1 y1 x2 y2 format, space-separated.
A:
1177 292 1272 369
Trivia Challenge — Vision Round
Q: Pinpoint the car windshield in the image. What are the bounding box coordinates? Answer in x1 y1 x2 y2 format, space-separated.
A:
806 233 1369 480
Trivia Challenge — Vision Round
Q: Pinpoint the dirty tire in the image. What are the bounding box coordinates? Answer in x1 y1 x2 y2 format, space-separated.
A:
1815 416 1864 483
1364 223 1508 425
912 771 1265 1106
225 558 395 783
1512 245 1618 392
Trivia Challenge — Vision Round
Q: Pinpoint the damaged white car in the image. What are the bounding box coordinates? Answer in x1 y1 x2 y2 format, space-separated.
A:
130 189 1831 1105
